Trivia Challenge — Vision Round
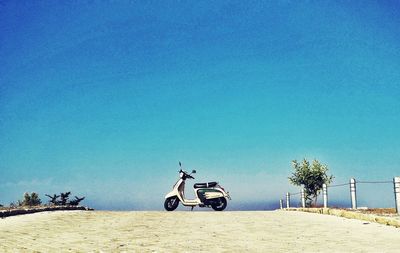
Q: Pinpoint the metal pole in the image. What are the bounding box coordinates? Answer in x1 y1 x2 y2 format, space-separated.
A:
301 189 306 208
286 192 290 208
350 178 357 209
394 177 400 214
323 183 328 208
279 199 283 209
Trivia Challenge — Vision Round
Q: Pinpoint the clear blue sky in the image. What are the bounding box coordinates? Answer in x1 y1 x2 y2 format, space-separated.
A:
1 1 399 210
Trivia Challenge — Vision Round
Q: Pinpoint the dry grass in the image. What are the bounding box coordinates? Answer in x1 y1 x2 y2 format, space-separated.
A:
357 208 397 216
325 207 397 216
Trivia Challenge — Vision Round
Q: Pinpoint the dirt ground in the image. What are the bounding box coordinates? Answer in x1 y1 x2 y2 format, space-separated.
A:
1 210 400 252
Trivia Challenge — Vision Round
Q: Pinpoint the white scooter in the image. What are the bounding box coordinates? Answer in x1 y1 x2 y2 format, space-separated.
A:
164 162 231 211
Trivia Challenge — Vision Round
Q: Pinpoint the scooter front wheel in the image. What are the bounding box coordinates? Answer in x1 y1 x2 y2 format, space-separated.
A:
164 196 179 211
211 197 227 211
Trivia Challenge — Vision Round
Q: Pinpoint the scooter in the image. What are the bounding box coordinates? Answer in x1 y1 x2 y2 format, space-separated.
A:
164 162 231 211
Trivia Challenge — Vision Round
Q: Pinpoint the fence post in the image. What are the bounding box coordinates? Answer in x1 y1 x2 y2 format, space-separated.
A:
279 199 283 209
323 183 328 208
394 177 400 214
286 192 290 208
301 189 306 208
350 178 357 209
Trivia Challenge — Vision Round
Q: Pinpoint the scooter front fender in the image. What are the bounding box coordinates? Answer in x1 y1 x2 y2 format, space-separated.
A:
165 190 178 199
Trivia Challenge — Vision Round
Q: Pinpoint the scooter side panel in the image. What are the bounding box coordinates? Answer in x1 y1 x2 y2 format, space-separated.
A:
197 189 224 200
205 192 224 199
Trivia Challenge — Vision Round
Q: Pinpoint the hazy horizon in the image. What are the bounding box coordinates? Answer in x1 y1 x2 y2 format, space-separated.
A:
1 1 399 210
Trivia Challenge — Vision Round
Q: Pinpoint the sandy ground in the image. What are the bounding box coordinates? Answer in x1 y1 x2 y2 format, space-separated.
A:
1 211 400 252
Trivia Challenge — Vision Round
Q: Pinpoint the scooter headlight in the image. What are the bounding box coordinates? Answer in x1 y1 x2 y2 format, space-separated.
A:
179 172 184 178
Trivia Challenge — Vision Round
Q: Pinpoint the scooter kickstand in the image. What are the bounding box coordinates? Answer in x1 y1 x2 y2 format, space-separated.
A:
191 206 194 211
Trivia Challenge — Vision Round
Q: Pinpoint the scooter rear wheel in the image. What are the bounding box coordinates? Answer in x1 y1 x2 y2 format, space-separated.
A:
164 196 179 211
211 197 227 211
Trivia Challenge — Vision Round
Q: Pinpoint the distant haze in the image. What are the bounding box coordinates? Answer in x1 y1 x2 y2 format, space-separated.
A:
1 1 399 210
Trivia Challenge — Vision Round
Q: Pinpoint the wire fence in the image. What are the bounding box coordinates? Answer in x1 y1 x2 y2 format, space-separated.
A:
327 182 349 188
281 176 400 214
357 180 392 184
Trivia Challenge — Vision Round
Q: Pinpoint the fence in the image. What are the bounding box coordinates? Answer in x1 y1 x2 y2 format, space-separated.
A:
280 176 400 215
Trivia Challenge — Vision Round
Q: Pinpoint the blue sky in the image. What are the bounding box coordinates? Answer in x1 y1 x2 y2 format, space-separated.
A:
1 1 399 210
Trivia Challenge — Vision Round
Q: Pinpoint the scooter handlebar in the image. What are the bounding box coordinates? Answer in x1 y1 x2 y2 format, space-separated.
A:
179 169 195 179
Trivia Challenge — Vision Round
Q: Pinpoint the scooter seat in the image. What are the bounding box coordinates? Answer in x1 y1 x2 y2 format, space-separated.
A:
194 182 218 188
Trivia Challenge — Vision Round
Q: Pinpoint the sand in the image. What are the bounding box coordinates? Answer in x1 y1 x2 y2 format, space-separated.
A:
1 210 400 252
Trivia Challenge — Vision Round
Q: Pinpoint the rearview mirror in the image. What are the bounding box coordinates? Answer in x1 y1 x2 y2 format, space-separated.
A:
192 170 196 174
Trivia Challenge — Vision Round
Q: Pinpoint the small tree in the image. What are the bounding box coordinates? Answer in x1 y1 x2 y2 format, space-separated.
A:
22 192 31 206
60 192 71 205
21 192 42 206
30 192 41 206
45 194 60 205
68 196 85 206
288 159 333 207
